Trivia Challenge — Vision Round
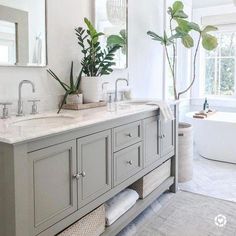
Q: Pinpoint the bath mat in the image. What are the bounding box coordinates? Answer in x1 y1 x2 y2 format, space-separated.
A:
135 191 236 236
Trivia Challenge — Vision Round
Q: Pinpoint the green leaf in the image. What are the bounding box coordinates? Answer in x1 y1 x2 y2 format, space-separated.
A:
173 1 184 13
202 25 218 34
47 69 70 92
171 1 188 19
147 31 165 44
188 22 201 32
176 19 191 33
84 18 97 37
173 10 188 19
202 34 218 50
70 61 74 89
58 91 70 114
107 35 125 46
181 34 194 48
120 29 127 39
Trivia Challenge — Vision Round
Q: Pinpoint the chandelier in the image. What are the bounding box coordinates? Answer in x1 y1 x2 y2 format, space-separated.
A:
106 0 126 26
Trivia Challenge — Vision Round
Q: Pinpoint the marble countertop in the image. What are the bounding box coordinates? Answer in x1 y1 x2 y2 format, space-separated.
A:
0 103 158 144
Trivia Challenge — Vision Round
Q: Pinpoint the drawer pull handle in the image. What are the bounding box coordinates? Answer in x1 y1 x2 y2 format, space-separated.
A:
126 133 133 137
127 160 133 165
73 172 86 180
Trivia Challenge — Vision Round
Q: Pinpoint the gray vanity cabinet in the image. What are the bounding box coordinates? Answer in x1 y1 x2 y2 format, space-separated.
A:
143 116 161 167
160 116 175 157
28 140 77 235
77 130 112 208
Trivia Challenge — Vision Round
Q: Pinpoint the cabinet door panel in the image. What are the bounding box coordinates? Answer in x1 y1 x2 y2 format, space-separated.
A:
28 140 77 235
144 116 160 167
161 117 175 157
77 130 111 208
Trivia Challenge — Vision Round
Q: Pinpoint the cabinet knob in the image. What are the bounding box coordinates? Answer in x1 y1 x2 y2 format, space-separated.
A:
159 134 165 139
73 172 86 180
127 160 133 165
73 174 81 180
126 133 133 138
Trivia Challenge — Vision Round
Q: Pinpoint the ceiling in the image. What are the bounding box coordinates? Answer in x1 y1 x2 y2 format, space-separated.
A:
192 0 234 9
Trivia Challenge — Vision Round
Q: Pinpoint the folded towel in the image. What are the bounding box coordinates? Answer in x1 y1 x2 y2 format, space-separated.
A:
146 101 175 122
105 189 139 226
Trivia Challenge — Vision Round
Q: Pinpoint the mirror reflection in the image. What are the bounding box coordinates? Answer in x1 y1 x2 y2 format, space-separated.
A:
95 0 128 69
0 0 46 67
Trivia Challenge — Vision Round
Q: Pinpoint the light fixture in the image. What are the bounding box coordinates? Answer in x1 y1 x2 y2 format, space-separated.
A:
106 0 126 26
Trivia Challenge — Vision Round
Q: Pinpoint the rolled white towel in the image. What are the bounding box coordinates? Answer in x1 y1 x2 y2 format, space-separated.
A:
105 189 139 226
147 100 175 122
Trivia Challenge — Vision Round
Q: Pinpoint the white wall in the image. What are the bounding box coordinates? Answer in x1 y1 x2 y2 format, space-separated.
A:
0 0 165 114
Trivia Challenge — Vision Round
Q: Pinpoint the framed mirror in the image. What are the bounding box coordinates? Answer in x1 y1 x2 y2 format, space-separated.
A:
0 0 47 67
95 0 128 69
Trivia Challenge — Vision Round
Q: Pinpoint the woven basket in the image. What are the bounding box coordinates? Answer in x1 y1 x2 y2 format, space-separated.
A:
58 205 105 236
178 122 193 183
130 160 171 199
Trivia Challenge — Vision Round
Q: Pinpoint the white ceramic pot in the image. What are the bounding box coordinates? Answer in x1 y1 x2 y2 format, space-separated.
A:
80 77 103 103
66 94 83 105
178 122 193 183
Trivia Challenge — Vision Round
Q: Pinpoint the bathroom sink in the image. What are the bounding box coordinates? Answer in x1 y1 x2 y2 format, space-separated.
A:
11 115 75 128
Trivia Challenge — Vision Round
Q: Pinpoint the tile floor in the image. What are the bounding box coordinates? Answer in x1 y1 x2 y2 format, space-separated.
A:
119 151 236 235
180 152 236 203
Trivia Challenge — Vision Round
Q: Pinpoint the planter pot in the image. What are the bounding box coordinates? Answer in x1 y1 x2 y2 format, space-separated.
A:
178 122 193 183
80 77 103 103
66 94 83 105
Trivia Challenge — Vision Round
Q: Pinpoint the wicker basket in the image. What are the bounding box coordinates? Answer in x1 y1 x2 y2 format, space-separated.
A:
178 122 193 183
58 205 105 236
130 160 171 199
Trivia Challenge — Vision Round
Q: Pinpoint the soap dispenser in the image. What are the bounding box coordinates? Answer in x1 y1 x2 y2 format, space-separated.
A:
203 98 209 112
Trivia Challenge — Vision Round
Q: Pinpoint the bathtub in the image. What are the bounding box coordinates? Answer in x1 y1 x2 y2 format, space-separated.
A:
186 112 236 164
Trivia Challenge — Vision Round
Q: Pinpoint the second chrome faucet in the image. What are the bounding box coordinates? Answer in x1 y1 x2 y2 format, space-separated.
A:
115 78 129 102
17 80 36 116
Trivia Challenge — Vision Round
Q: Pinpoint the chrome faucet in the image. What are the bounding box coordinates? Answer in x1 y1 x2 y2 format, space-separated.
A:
17 80 36 116
115 78 129 102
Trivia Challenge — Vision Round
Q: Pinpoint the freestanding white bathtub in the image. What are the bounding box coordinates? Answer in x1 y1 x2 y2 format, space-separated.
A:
186 112 236 164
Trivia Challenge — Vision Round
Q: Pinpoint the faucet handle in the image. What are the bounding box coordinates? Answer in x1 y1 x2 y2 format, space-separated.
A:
28 99 40 115
0 102 12 119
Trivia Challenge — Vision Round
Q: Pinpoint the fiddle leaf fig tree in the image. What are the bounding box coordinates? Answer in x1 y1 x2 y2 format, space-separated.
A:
147 1 218 100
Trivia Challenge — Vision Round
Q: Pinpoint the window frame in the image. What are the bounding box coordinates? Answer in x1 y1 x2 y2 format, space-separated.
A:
200 24 236 98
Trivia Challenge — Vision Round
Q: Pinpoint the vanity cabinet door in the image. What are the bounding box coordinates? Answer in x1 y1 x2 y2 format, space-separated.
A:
144 116 161 167
160 116 175 158
77 130 112 208
28 140 77 235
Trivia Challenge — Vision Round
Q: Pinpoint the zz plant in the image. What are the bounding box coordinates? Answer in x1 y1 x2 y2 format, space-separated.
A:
75 18 122 76
147 1 218 100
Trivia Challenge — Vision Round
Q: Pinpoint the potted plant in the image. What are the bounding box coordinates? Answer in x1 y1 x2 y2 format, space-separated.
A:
147 1 218 182
75 18 121 103
47 61 83 113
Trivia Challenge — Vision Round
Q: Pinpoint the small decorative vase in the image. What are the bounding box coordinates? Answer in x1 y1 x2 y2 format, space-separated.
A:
80 77 103 103
66 94 83 105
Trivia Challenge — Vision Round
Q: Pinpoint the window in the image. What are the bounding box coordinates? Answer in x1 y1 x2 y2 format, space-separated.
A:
203 29 236 97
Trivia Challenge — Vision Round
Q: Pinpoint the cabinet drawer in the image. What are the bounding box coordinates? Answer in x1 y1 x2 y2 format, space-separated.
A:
113 142 143 186
113 121 142 152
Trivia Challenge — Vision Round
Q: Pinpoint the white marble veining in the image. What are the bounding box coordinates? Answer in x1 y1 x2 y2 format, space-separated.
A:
0 103 158 144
